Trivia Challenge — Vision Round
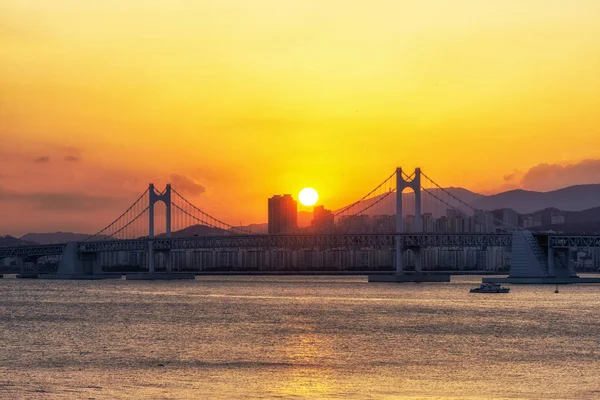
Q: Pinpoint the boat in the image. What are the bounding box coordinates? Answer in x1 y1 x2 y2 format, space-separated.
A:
470 282 510 293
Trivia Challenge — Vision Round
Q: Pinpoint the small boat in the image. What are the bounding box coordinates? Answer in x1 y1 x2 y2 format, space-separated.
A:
470 282 510 293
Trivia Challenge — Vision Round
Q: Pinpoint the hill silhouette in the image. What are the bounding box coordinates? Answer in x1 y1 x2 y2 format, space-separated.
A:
471 184 600 213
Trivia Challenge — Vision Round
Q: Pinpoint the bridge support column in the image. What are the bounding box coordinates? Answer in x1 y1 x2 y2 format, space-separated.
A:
17 257 24 276
237 250 243 270
414 248 422 274
395 238 403 273
148 241 155 273
547 248 555 277
165 251 172 273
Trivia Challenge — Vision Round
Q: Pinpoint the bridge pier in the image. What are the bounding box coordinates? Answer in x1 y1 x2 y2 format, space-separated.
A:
413 247 422 274
33 243 122 279
547 247 555 277
164 250 172 273
17 257 24 276
16 257 40 279
484 232 600 284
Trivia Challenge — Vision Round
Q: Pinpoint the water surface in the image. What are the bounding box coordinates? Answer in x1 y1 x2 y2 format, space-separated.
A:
1 276 599 399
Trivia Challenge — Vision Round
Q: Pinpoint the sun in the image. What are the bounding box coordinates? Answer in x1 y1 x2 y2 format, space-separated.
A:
298 187 319 206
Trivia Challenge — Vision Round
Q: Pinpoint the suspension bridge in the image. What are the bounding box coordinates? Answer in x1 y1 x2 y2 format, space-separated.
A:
2 167 600 282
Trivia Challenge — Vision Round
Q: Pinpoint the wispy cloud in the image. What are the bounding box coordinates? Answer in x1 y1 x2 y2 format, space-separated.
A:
34 156 50 163
64 155 80 162
0 186 126 211
170 174 206 196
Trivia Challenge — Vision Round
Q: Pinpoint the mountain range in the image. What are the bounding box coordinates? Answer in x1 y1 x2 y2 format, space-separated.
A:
3 183 600 246
471 184 600 214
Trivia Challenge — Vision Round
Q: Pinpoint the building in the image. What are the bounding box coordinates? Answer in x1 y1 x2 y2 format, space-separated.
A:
474 210 495 232
373 215 395 233
493 208 519 229
337 215 371 233
422 213 435 232
404 214 416 232
551 210 565 225
268 194 298 234
312 205 334 232
522 214 542 229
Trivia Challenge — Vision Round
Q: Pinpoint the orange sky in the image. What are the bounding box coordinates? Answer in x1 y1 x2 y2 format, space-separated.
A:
2 1 600 235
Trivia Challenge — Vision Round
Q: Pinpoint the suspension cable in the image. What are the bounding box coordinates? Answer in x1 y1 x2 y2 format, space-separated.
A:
351 188 396 217
85 188 150 241
170 188 252 234
171 203 231 234
108 206 150 239
335 170 397 217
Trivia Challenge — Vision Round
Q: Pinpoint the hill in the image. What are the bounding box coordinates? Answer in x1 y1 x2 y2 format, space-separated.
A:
472 184 600 214
20 232 106 244
0 235 37 247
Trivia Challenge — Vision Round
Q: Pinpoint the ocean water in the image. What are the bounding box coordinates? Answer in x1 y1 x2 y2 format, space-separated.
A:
1 276 599 399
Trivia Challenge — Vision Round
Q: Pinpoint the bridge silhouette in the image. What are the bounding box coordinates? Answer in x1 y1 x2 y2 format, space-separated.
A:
2 167 600 282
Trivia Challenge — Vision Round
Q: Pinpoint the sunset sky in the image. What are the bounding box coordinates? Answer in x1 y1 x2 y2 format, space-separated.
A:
2 1 600 235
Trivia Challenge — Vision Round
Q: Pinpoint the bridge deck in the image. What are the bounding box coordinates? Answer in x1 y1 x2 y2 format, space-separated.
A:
2 234 600 260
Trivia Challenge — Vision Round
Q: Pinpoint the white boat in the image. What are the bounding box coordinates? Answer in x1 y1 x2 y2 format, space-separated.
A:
470 282 510 293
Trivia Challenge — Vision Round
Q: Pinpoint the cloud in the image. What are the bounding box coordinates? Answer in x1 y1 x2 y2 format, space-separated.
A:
64 155 80 162
520 159 600 191
0 186 126 211
503 171 518 182
34 156 50 163
170 174 206 196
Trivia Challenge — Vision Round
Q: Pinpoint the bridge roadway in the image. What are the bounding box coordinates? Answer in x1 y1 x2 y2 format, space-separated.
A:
0 233 600 259
0 233 512 259
1 233 598 260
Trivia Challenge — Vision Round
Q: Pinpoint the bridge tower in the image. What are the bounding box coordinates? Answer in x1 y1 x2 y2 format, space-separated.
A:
148 184 172 273
395 168 422 273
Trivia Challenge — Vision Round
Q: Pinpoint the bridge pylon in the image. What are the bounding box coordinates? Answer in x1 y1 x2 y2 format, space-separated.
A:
148 184 172 273
370 167 449 282
395 167 422 234
395 167 422 274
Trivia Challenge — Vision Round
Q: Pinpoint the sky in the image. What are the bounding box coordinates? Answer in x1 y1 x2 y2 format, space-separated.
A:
2 0 600 235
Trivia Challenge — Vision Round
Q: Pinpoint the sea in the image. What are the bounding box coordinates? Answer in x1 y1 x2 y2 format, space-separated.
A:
1 276 599 399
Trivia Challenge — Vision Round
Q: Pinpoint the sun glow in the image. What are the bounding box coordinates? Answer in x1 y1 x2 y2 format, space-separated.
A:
299 188 319 207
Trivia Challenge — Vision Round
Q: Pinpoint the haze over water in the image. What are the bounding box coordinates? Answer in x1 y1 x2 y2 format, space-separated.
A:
1 276 599 399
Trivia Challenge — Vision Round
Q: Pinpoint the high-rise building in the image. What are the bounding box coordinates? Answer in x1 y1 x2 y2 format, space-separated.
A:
268 194 298 234
312 205 334 232
422 213 434 232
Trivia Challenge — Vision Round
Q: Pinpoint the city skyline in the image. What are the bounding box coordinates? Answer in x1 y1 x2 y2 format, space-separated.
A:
1 175 600 237
3 1 600 234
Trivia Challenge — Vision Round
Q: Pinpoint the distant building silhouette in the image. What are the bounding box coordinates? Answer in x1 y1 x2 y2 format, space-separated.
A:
268 194 298 234
338 215 371 233
494 208 519 228
373 215 395 233
312 205 334 232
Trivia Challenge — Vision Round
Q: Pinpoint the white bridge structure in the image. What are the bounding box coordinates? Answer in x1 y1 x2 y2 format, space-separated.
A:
1 167 600 282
